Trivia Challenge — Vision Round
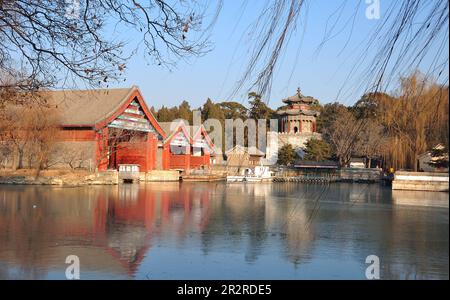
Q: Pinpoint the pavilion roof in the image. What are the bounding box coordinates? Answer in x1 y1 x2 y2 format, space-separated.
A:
37 87 139 126
276 107 319 116
159 120 214 150
282 88 318 105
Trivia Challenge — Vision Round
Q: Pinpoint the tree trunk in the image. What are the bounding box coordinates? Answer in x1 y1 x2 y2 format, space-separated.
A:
414 154 419 172
34 156 45 179
28 155 33 169
17 148 24 169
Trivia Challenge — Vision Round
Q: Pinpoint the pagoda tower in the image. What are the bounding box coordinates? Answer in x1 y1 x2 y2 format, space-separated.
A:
276 88 320 134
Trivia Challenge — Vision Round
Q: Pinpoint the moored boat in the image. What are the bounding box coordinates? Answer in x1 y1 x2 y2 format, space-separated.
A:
226 175 245 182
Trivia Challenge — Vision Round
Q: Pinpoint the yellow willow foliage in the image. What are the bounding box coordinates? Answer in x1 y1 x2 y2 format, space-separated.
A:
378 72 449 171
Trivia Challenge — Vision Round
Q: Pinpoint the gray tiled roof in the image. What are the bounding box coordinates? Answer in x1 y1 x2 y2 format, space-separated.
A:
225 145 265 157
276 108 319 116
282 89 318 104
39 86 137 126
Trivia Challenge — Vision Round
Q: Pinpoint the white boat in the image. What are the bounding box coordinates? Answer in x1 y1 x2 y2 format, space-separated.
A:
244 176 263 182
226 175 245 182
254 165 273 181
227 164 273 183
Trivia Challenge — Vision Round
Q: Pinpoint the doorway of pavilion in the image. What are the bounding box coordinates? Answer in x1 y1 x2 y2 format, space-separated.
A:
107 128 146 170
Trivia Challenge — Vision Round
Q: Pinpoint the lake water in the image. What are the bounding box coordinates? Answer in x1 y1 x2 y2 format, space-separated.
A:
0 182 448 280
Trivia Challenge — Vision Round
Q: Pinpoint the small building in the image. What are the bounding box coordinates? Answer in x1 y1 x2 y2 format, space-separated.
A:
418 151 434 172
225 145 265 167
418 144 449 172
294 160 340 170
293 160 339 176
159 120 215 171
349 157 366 168
47 86 166 172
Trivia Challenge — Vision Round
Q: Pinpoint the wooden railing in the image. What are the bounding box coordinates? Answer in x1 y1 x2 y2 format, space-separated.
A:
168 154 210 170
169 154 188 169
190 155 208 168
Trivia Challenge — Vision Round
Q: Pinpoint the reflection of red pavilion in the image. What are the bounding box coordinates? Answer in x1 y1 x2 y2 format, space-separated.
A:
91 184 213 276
0 184 212 278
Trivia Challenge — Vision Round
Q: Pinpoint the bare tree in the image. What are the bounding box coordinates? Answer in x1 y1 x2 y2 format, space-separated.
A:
29 107 60 176
58 144 90 170
354 119 387 168
95 127 144 170
0 94 59 171
1 105 32 169
324 108 364 167
0 0 221 91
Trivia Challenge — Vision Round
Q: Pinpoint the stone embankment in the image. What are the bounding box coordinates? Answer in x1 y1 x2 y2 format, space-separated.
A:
273 176 336 183
0 169 181 186
0 170 119 186
392 171 449 192
273 168 383 184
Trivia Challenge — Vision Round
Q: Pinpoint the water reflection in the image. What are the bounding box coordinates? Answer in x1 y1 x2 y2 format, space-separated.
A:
0 183 448 279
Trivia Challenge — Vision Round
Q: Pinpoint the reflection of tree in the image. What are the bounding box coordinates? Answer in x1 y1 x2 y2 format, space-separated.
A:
0 182 448 279
244 199 267 263
272 184 319 265
0 186 100 279
198 183 319 266
377 204 449 280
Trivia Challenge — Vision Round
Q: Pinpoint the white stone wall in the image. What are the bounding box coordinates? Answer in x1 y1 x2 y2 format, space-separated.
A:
265 131 322 165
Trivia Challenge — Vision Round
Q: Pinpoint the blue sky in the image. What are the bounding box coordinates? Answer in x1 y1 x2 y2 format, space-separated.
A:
111 0 448 110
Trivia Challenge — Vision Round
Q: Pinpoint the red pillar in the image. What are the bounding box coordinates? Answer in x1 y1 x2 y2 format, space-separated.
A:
145 133 155 172
96 127 109 171
154 136 158 169
185 152 191 172
162 145 170 170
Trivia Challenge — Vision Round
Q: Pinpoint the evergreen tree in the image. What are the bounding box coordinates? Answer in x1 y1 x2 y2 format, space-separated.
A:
304 138 331 162
150 106 157 117
248 92 274 120
178 100 192 123
277 143 296 166
219 101 248 120
157 106 177 122
201 98 225 121
428 144 449 169
157 106 172 122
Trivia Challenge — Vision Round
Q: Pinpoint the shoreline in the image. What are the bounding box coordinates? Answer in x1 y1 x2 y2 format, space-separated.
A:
0 175 118 187
1 169 448 193
0 169 118 187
